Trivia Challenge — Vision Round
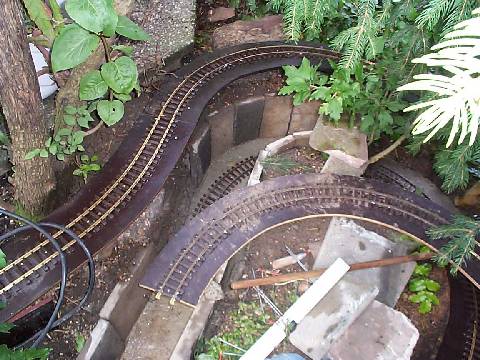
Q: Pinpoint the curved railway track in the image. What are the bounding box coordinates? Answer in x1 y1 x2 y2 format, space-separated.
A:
0 42 342 321
141 174 480 360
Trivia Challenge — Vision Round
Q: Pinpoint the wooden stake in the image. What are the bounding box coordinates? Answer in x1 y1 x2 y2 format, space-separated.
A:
231 252 433 290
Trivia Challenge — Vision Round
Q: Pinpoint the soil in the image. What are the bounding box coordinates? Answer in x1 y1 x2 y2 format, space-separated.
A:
200 144 451 360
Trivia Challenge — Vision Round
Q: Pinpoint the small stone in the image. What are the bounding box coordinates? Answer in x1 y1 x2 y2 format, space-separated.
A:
289 278 378 360
213 15 284 49
208 7 236 22
325 301 419 360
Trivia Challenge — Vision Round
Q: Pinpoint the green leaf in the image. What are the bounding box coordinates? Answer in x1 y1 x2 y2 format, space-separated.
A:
57 153 65 161
425 279 441 292
51 24 100 72
56 128 72 140
0 257 6 270
44 137 52 148
65 0 118 35
80 154 89 162
101 57 138 94
321 97 343 121
418 300 432 314
24 0 55 42
65 105 78 115
408 278 426 292
115 16 151 41
75 334 86 353
49 143 58 155
112 45 134 56
77 115 93 128
79 70 108 100
424 291 440 305
414 263 432 277
409 292 427 303
71 131 85 146
0 323 13 334
378 110 394 128
73 169 83 176
88 163 101 171
77 145 85 152
39 149 49 158
64 114 76 126
113 92 132 102
25 149 41 160
0 131 9 146
97 100 124 126
310 86 330 101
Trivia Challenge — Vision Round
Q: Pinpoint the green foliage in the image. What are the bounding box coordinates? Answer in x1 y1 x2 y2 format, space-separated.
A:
278 58 407 140
97 100 124 126
195 301 272 359
428 215 480 275
416 0 477 33
100 56 138 95
75 334 86 353
51 24 100 72
65 0 118 35
433 140 480 193
261 155 311 173
0 345 50 360
23 0 56 43
407 260 441 314
79 71 108 101
115 16 151 41
0 249 7 270
74 155 101 183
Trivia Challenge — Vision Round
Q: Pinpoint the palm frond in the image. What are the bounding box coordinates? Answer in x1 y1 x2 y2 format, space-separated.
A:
398 7 480 147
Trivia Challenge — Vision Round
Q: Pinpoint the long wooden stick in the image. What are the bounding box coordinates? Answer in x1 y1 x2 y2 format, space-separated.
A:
231 252 433 290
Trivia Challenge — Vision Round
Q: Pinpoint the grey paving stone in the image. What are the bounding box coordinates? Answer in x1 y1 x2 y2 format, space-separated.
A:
188 122 212 187
288 101 321 133
234 96 265 145
208 106 235 159
324 300 419 360
314 218 416 307
121 298 194 360
259 95 293 138
289 278 378 360
77 319 124 360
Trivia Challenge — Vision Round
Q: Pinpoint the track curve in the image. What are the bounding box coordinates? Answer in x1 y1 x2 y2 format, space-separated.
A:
0 42 341 321
141 173 480 360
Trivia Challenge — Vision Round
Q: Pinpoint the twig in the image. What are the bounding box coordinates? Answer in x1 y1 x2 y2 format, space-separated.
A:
368 133 408 165
231 252 433 289
36 67 50 77
83 120 104 136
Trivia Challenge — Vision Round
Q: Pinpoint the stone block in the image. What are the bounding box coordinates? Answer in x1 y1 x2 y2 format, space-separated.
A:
213 15 284 49
189 122 212 187
324 301 419 360
289 278 378 360
99 244 156 340
288 101 321 133
233 96 265 145
259 95 293 138
321 157 367 177
77 319 124 360
208 7 235 22
314 218 415 307
208 107 235 159
121 298 194 360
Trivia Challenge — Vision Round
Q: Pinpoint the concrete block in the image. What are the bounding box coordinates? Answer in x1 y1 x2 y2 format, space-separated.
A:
121 298 194 360
289 278 378 360
259 95 293 138
77 319 124 360
99 244 156 340
288 101 321 133
325 301 419 360
189 122 212 187
314 218 415 307
233 96 265 145
208 106 234 159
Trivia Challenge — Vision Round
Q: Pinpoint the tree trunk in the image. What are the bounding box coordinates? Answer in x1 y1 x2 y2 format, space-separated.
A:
0 0 56 216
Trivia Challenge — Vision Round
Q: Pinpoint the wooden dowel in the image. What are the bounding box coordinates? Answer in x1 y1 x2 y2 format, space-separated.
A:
231 252 433 290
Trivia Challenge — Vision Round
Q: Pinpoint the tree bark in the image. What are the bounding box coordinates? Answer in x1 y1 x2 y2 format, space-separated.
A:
0 0 56 216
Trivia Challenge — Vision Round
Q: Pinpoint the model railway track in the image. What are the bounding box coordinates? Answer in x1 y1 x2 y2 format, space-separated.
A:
192 156 257 216
0 42 342 321
141 174 480 360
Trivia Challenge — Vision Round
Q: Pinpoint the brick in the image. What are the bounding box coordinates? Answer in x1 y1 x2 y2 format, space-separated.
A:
288 101 321 133
259 95 292 138
233 96 265 145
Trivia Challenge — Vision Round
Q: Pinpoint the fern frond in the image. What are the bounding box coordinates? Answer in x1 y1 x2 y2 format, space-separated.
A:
416 0 454 30
398 7 480 147
428 215 480 274
442 0 476 34
332 0 377 69
246 0 257 12
283 0 304 41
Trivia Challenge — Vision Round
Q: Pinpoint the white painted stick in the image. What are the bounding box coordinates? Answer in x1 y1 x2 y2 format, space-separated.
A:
240 258 350 360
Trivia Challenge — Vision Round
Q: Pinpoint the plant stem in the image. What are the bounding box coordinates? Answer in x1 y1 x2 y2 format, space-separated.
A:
83 120 104 136
368 133 408 164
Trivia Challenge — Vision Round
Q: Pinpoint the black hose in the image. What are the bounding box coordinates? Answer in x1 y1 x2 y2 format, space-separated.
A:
0 209 95 349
